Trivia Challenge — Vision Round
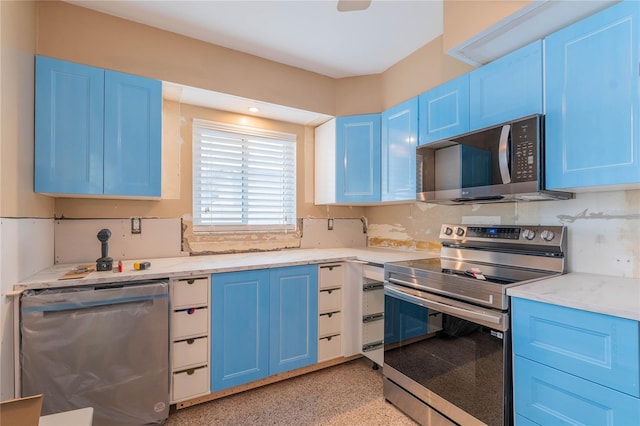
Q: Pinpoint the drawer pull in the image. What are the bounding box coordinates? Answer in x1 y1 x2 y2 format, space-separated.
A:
320 333 339 341
320 311 339 318
187 308 195 315
187 279 195 284
186 338 195 345
187 369 195 375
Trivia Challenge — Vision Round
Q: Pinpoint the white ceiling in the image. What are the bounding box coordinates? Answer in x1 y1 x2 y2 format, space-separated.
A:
66 0 444 125
67 0 443 79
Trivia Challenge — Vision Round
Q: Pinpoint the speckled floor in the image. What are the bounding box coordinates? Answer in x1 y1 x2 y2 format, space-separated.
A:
166 359 417 425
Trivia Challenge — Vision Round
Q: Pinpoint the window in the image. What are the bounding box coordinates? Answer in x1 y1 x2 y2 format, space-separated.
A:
192 119 296 232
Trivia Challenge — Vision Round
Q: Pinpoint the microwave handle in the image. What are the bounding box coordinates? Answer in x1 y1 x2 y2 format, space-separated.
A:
499 124 511 184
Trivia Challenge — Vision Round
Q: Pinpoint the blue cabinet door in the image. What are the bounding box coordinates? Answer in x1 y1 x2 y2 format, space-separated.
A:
104 71 162 196
335 114 381 203
512 297 639 397
269 265 318 375
381 97 418 201
514 356 640 426
211 270 270 392
469 40 543 130
545 0 640 190
418 74 470 145
35 55 104 194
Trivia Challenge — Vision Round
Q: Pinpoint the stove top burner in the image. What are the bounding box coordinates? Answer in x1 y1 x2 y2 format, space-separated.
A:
384 224 567 311
389 257 552 286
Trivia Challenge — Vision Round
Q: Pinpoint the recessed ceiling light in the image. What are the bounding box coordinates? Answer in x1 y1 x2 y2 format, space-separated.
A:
248 106 260 113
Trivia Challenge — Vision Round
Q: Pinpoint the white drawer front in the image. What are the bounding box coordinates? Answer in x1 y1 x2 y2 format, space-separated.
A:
319 288 341 313
172 337 208 370
172 277 209 309
172 366 209 402
172 307 208 339
319 264 343 289
318 335 342 362
362 286 384 315
319 311 341 337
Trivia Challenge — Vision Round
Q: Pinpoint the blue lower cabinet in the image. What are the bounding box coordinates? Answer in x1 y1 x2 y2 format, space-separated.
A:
514 356 640 426
512 298 639 397
512 297 640 426
211 265 318 392
210 270 270 392
269 266 318 374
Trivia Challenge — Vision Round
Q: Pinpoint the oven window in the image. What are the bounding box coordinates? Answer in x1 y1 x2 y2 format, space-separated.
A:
384 306 508 426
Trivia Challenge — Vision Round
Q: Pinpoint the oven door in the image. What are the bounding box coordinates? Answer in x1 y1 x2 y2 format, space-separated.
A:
383 283 512 426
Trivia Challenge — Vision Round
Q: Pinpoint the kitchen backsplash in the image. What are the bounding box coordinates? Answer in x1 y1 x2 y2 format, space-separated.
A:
299 217 367 249
54 218 183 264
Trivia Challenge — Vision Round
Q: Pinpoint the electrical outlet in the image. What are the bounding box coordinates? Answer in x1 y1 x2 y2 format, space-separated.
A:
131 217 142 234
328 218 334 230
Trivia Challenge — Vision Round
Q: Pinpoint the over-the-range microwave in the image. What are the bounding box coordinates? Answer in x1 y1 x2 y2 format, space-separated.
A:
416 114 573 204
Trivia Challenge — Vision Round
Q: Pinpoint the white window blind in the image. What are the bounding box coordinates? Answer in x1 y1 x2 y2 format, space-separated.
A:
192 119 297 232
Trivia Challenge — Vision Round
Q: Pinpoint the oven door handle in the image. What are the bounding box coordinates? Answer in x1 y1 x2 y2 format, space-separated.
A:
384 283 505 329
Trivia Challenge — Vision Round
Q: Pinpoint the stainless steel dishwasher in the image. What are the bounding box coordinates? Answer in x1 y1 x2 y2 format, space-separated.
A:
20 280 170 426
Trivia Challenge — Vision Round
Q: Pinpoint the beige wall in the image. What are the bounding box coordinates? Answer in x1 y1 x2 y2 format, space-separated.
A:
36 1 336 116
56 101 365 253
381 36 474 109
8 0 487 252
443 0 531 52
0 0 54 218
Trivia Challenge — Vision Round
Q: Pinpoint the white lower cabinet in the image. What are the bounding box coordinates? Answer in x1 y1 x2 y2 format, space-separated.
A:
170 276 210 403
361 264 385 365
172 366 209 402
318 263 344 362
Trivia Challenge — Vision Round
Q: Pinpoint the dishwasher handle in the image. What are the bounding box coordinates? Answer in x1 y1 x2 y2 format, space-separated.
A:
21 281 169 314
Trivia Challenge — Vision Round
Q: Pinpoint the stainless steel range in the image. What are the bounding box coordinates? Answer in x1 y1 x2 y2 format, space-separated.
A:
383 224 566 426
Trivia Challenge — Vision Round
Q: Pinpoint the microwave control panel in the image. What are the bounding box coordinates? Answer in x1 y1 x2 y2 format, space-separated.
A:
511 117 538 183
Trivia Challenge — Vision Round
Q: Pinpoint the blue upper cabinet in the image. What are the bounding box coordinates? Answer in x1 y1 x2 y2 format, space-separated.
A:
469 40 543 130
35 56 105 194
104 71 162 196
35 55 162 197
545 0 640 191
381 97 418 201
335 114 381 203
269 265 318 375
418 74 469 145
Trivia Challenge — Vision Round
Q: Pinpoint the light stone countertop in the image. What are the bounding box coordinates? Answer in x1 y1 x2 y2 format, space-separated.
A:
13 247 436 291
507 272 640 321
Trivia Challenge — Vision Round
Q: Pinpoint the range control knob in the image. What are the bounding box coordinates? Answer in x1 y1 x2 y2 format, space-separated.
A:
522 229 536 240
443 227 453 236
455 227 465 237
540 230 555 241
